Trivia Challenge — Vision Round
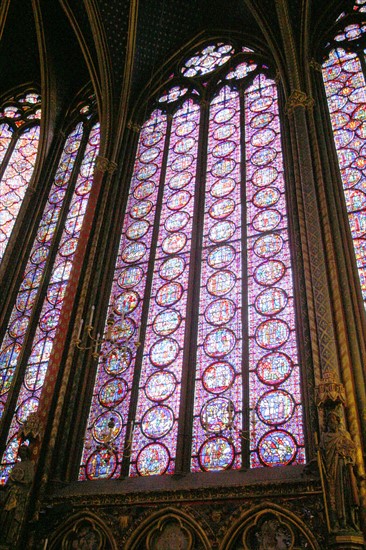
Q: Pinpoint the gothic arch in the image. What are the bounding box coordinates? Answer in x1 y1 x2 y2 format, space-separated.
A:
124 506 212 550
48 511 117 550
220 501 321 550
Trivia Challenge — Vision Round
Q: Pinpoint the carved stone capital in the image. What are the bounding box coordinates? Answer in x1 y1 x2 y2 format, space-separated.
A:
285 90 314 116
315 370 346 408
95 156 118 175
309 59 322 73
18 411 43 442
127 120 141 133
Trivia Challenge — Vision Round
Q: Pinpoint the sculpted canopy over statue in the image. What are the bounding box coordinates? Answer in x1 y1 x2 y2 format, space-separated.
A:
320 410 359 531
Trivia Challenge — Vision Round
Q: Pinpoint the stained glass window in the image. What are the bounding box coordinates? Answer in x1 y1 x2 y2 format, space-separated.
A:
322 2 366 305
80 42 305 480
0 91 41 263
0 101 99 484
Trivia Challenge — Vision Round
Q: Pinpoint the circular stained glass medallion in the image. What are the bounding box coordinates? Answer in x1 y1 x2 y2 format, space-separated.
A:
344 188 366 210
253 187 280 208
159 256 185 281
121 242 146 263
153 309 181 336
213 124 235 141
136 443 170 476
207 245 236 269
254 260 286 286
257 430 297 466
130 200 153 219
171 154 194 173
165 211 190 232
40 309 61 332
251 147 277 167
209 198 235 220
103 347 132 375
162 232 187 254
214 108 236 124
126 220 149 240
145 370 177 402
256 352 293 386
249 96 273 112
257 389 295 426
59 237 78 257
167 190 191 211
202 361 235 394
176 120 197 137
150 337 179 367
209 220 236 243
141 406 174 438
251 128 276 147
156 282 183 306
207 270 236 296
110 318 135 341
341 167 361 188
255 319 290 350
169 172 192 189
210 177 235 198
9 316 29 338
118 266 144 289
212 141 236 158
252 166 278 187
114 290 139 315
16 289 36 312
86 449 117 480
201 397 234 433
134 180 155 200
31 246 49 264
142 130 163 147
205 298 235 325
251 111 274 129
211 158 236 177
255 287 288 316
136 164 157 181
204 327 236 357
252 209 281 232
93 411 123 443
98 378 128 408
16 397 39 424
174 137 195 154
198 436 234 471
24 364 46 391
140 147 160 163
253 234 283 259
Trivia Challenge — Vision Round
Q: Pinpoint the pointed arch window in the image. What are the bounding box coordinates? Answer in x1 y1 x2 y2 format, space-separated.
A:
322 0 366 306
0 91 41 263
80 43 305 480
0 99 100 483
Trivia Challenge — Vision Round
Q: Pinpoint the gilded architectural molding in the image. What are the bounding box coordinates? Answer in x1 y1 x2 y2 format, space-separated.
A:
285 90 315 116
315 370 346 408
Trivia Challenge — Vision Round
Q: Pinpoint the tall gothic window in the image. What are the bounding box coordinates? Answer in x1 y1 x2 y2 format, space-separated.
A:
80 43 305 480
322 0 366 306
0 91 41 263
0 99 100 483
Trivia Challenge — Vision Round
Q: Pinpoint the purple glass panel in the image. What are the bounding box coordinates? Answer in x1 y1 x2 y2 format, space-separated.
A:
191 86 242 472
129 100 200 477
323 45 366 305
0 122 99 483
245 75 304 467
80 111 167 480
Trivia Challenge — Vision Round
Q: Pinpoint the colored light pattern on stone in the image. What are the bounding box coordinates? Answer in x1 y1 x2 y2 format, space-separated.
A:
0 92 41 263
246 75 304 467
323 40 366 306
192 86 242 472
0 122 99 484
129 100 199 477
80 111 167 480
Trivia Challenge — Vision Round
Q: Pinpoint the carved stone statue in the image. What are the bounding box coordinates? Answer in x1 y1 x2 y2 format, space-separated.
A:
320 410 360 531
0 445 35 545
256 519 291 550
